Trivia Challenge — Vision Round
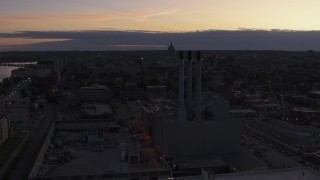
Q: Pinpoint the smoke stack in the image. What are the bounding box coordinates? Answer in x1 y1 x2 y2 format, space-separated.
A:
179 51 184 59
187 51 193 112
177 51 186 122
195 51 202 121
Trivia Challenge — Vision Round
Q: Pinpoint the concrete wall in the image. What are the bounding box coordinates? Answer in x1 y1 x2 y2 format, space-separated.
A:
0 117 9 146
29 170 172 180
29 123 55 177
207 96 229 120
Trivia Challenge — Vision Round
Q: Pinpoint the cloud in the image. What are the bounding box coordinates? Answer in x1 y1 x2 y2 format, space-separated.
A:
136 9 180 22
1 30 320 51
112 44 166 48
0 8 181 27
0 37 71 51
64 14 122 22
0 37 70 46
0 14 121 25
0 16 38 26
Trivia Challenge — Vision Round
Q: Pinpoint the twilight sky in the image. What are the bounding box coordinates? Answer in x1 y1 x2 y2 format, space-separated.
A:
1 0 320 50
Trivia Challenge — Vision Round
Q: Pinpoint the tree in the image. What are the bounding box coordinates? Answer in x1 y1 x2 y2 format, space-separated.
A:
28 104 37 113
45 92 58 104
2 78 12 87
20 89 28 98
11 76 21 83
0 84 7 96
103 113 113 118
30 96 38 103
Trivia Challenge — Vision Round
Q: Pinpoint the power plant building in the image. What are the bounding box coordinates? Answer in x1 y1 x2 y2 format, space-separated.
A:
142 51 242 158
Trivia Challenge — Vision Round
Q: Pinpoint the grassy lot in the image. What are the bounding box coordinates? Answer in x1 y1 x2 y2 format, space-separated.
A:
0 138 22 167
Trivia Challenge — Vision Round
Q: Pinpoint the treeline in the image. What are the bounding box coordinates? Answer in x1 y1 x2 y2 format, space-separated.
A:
0 77 22 97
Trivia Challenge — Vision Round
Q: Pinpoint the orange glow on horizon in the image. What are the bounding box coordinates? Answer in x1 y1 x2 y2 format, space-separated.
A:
1 1 320 33
0 38 71 46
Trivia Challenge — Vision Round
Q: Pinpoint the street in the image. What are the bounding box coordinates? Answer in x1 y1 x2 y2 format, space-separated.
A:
8 104 56 180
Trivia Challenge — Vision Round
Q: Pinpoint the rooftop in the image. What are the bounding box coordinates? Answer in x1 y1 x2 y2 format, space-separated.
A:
38 126 168 177
81 103 112 116
165 167 320 180
79 84 110 91
216 167 320 180
174 156 227 169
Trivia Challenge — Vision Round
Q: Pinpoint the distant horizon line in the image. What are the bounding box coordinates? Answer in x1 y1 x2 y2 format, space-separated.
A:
3 28 320 34
0 49 317 53
2 29 320 51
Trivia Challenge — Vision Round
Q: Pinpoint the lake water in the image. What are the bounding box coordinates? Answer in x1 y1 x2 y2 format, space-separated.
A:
0 66 17 82
0 62 37 82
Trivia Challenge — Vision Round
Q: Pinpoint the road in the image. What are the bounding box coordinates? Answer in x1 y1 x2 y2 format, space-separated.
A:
9 104 56 180
242 129 300 169
244 123 320 170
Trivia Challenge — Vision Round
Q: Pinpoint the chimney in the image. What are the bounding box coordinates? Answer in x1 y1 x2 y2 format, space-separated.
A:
195 51 202 121
177 51 186 122
187 51 193 112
